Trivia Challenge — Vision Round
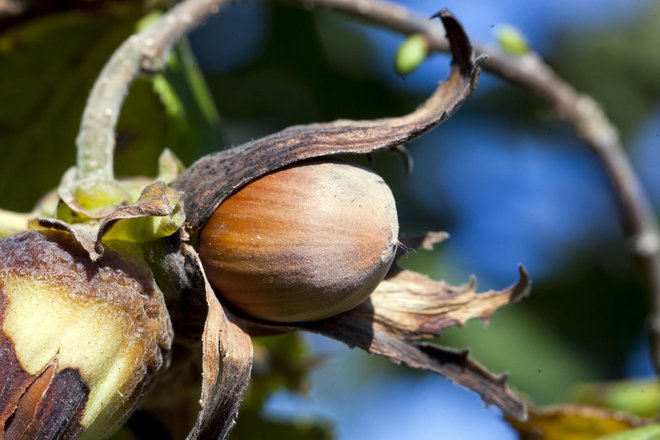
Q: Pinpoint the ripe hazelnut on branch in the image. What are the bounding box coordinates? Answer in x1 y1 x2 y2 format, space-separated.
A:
199 161 399 323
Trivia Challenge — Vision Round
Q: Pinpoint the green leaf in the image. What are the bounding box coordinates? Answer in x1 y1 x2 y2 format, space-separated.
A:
0 6 142 211
112 34 225 178
151 34 225 161
597 424 660 440
508 404 651 440
571 380 660 418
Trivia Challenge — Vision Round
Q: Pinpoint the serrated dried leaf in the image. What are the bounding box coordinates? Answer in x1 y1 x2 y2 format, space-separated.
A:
175 11 484 231
244 267 530 420
507 404 652 440
372 266 529 339
320 315 526 419
313 272 529 420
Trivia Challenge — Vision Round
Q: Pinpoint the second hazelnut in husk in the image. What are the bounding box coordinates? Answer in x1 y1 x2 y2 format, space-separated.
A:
0 231 172 439
199 161 399 323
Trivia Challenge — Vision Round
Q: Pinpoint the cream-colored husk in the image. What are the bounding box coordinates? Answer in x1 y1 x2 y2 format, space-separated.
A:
3 276 152 432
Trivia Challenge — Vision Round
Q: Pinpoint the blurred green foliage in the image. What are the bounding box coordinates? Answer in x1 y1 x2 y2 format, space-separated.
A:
229 334 334 439
551 2 660 139
0 5 138 210
572 380 660 418
598 424 660 440
0 3 223 212
246 334 312 410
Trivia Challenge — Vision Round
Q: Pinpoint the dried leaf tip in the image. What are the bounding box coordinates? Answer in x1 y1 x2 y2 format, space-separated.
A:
430 8 478 76
511 265 532 303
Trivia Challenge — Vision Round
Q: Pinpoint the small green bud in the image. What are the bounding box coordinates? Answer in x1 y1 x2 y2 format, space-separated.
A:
394 34 429 75
495 24 530 55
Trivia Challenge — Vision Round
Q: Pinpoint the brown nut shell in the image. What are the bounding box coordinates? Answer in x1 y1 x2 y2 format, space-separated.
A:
199 161 399 323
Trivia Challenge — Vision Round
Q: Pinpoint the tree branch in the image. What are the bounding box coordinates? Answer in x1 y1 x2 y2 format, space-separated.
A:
298 0 660 373
74 0 229 181
477 47 660 370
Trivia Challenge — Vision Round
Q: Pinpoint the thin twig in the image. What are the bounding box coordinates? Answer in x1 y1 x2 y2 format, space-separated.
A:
74 0 229 181
476 48 660 370
298 0 660 371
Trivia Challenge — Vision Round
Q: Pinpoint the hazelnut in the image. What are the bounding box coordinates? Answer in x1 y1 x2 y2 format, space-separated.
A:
199 161 399 323
0 231 172 439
